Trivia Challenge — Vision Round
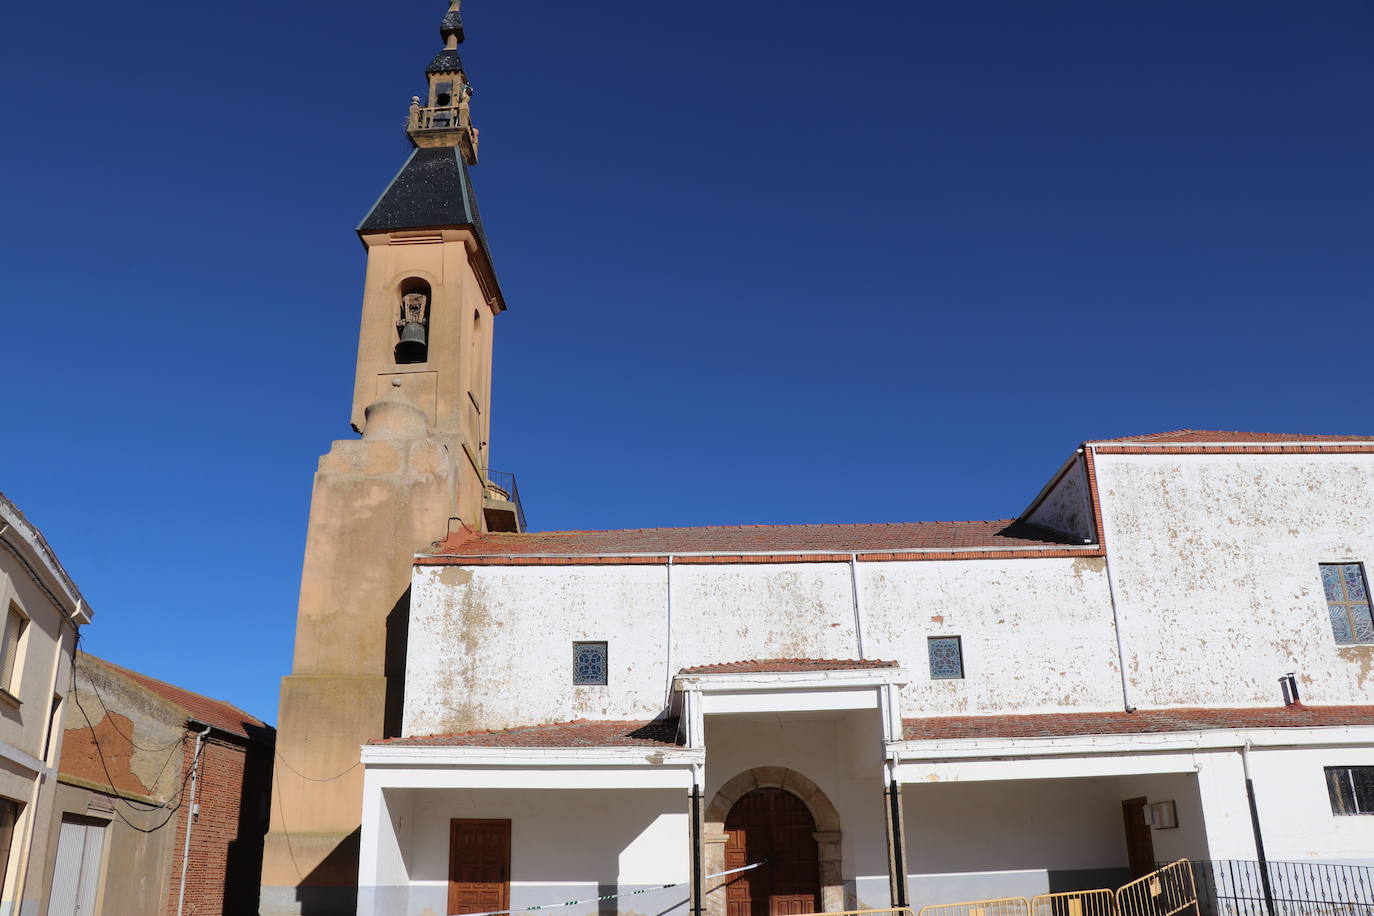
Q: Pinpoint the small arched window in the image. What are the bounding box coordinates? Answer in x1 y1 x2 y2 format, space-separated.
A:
395 278 432 365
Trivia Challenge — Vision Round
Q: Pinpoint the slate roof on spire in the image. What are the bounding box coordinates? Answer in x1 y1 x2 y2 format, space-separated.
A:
427 49 465 74
441 9 466 43
359 147 490 247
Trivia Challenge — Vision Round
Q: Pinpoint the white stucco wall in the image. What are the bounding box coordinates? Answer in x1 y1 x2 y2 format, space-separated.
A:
405 555 1121 736
903 772 1207 908
1096 453 1374 707
1024 455 1097 543
1248 744 1374 864
364 785 690 916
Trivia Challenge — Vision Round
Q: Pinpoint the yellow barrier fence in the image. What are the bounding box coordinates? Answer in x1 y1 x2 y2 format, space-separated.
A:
1115 861 1199 916
1030 889 1116 916
918 897 1032 916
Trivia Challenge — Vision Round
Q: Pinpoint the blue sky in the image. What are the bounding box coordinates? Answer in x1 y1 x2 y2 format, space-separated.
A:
1 1 1371 722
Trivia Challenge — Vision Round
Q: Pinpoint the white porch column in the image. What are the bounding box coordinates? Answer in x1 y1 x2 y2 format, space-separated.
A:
1194 749 1262 860
358 768 410 916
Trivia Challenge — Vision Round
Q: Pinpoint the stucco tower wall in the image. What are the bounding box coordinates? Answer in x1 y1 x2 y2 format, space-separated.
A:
263 232 499 916
1094 451 1374 708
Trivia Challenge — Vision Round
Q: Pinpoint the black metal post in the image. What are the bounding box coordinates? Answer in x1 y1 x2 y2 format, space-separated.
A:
1244 780 1277 916
887 779 909 908
690 786 704 916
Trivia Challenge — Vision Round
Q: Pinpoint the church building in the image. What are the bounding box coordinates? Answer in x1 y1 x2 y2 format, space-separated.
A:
266 6 1374 916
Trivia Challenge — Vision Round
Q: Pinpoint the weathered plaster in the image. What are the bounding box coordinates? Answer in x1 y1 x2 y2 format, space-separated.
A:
1095 453 1374 707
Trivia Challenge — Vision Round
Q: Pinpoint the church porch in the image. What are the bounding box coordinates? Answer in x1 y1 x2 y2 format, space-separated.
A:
357 737 702 916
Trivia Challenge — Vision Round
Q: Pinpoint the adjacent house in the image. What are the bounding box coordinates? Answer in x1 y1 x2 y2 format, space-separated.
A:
359 433 1374 916
0 493 93 916
43 654 274 916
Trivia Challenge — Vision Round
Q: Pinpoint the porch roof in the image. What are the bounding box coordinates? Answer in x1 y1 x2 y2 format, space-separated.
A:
371 718 681 748
680 658 899 675
902 705 1374 740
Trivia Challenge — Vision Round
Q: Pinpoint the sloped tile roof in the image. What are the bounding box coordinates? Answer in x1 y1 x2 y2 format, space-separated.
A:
429 520 1083 557
1093 429 1374 444
902 706 1374 741
374 718 680 748
96 656 270 741
681 658 900 674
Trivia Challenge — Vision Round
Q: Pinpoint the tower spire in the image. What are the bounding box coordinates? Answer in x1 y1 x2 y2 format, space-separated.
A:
407 0 479 164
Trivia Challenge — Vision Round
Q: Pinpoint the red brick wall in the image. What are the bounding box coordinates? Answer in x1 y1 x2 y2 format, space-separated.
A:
162 733 274 916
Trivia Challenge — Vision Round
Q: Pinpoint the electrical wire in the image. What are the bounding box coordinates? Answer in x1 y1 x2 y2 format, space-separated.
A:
78 659 186 752
68 641 202 831
274 750 360 783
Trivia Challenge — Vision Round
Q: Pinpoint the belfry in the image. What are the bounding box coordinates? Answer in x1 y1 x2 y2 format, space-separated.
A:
260 3 516 912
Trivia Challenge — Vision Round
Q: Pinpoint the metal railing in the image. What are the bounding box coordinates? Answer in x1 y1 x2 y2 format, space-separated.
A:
1184 859 1374 916
1033 890 1117 916
1119 860 1200 916
483 469 526 533
409 104 471 132
919 898 1032 916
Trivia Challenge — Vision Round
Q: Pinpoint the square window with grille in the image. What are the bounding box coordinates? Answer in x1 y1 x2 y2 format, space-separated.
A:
1320 564 1374 645
572 642 608 686
1325 766 1374 815
928 636 964 680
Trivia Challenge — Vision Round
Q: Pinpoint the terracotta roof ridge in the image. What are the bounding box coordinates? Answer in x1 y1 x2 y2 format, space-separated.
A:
681 657 901 674
1094 429 1374 443
902 704 1374 724
456 519 1022 538
89 654 267 730
371 717 666 744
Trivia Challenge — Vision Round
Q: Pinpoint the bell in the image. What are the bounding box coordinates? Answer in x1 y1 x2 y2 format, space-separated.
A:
396 321 428 362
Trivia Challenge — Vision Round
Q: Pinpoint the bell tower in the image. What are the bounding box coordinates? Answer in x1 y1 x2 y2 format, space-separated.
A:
261 4 514 913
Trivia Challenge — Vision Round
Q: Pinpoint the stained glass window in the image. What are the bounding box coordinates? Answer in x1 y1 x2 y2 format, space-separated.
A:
928 636 964 680
1320 564 1374 645
573 642 608 686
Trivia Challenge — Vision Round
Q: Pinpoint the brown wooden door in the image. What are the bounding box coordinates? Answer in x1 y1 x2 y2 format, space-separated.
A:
1121 798 1156 878
725 788 821 916
449 819 511 916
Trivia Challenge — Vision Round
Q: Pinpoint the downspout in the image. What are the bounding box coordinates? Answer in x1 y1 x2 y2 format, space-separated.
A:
849 555 866 660
176 724 212 916
883 756 908 909
664 557 675 705
690 762 704 916
1241 741 1276 916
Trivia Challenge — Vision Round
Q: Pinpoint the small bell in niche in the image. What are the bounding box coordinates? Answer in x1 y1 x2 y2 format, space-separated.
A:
395 291 429 364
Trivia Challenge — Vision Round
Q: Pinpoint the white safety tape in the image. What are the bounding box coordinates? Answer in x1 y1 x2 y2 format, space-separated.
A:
449 861 766 916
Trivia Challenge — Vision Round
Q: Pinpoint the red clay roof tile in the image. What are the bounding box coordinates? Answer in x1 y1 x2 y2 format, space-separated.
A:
680 659 900 674
1092 429 1374 444
903 706 1374 740
429 520 1083 557
95 656 270 741
374 719 680 748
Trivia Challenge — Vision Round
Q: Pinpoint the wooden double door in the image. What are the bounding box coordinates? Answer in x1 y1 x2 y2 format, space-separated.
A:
724 788 822 916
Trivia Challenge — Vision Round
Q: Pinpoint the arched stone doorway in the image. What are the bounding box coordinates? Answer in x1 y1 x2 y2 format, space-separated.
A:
704 768 843 916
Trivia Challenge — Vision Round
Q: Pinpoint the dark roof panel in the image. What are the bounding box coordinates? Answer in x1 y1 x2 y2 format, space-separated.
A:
427 49 465 73
440 10 465 42
359 147 482 236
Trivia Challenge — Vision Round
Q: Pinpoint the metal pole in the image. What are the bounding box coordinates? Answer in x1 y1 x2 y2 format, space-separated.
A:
885 775 908 908
177 725 212 916
690 784 704 916
1241 743 1276 916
